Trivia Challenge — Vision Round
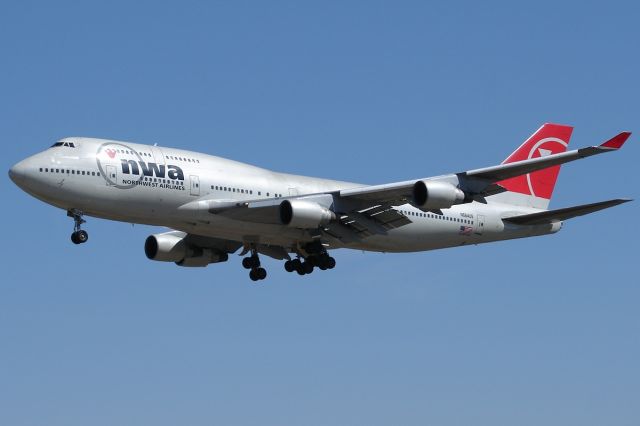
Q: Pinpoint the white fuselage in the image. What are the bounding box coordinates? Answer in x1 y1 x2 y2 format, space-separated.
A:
9 137 560 254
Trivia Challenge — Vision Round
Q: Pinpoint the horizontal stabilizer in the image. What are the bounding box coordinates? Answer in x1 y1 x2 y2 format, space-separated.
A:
503 199 631 225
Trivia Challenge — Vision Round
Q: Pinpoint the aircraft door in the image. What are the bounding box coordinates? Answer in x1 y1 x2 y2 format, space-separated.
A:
151 146 165 164
190 175 200 196
476 214 485 235
106 165 117 186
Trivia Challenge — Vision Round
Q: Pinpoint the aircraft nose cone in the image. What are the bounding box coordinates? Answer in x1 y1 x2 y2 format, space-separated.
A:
9 160 27 186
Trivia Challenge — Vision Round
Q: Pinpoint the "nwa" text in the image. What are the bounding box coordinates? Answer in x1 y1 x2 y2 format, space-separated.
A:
120 160 185 180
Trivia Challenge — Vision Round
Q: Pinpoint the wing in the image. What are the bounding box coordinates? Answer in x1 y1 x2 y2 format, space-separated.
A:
464 131 631 182
338 131 631 206
179 130 630 241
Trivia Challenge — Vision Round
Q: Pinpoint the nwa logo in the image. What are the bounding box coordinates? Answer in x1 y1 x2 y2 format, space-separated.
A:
120 160 184 180
96 142 185 190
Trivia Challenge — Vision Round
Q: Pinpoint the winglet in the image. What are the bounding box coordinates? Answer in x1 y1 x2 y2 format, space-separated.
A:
600 131 631 149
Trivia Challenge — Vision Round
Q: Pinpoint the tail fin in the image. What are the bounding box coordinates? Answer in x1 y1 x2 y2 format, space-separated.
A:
492 123 574 209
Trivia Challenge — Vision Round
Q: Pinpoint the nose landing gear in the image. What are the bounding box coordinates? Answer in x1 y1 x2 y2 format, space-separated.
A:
68 209 88 245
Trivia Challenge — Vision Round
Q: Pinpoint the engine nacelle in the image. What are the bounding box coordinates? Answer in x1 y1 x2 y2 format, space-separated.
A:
145 232 229 267
412 180 466 210
145 233 187 262
279 199 336 229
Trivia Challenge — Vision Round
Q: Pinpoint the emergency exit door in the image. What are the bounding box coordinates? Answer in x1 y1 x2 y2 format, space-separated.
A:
190 175 200 196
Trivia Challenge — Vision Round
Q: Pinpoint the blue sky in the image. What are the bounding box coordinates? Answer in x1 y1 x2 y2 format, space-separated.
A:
1 2 638 425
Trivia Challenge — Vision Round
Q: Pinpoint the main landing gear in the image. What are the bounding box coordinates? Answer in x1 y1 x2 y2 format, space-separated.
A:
240 242 336 281
242 248 267 282
283 253 336 276
68 209 88 245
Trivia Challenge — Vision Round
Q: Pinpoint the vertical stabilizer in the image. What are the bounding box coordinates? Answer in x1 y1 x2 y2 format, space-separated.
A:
489 123 573 209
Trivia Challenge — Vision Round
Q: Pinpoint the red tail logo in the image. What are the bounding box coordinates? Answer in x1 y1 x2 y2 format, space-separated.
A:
498 123 573 200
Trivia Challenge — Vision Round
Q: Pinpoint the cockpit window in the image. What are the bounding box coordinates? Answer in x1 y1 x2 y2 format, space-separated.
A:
50 141 76 148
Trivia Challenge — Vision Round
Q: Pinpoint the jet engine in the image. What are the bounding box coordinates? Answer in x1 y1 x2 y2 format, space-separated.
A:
279 199 336 229
412 180 466 210
144 232 228 267
145 232 186 262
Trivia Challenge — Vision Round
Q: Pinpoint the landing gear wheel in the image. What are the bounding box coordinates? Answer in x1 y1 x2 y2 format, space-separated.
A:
327 256 336 269
71 230 88 245
303 261 314 274
249 267 267 281
242 256 260 269
256 267 267 280
76 230 88 244
249 269 259 281
284 260 294 272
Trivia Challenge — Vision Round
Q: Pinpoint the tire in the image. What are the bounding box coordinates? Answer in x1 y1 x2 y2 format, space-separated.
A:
327 257 336 269
303 262 314 274
71 232 80 244
284 260 294 272
242 257 253 269
77 230 88 243
249 269 259 281
257 268 267 280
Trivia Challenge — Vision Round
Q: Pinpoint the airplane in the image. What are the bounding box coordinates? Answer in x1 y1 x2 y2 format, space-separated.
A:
8 123 631 281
